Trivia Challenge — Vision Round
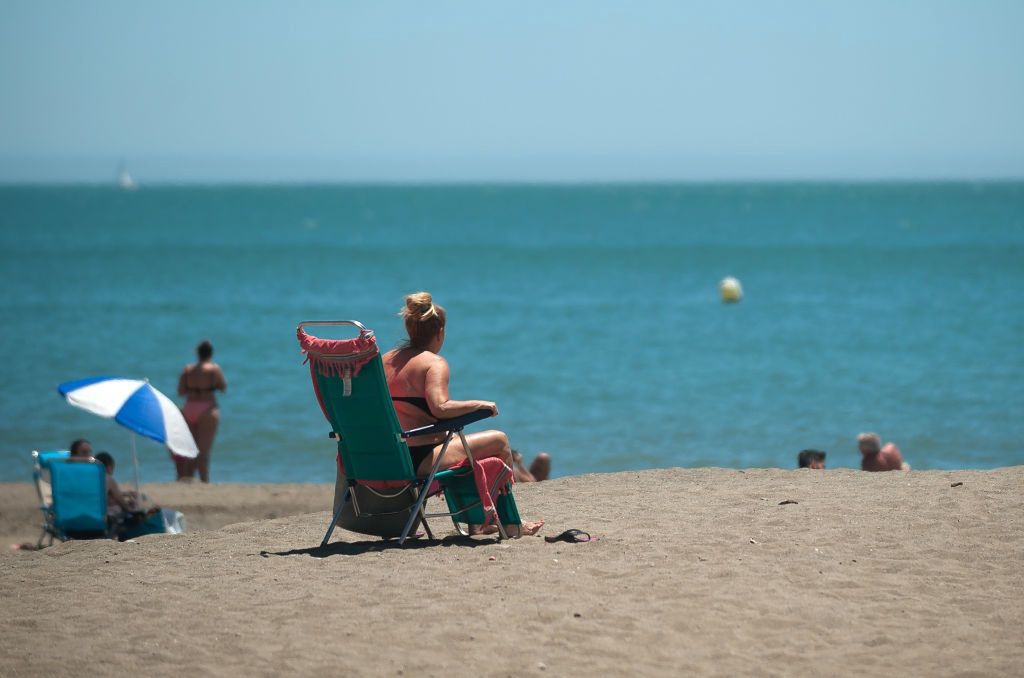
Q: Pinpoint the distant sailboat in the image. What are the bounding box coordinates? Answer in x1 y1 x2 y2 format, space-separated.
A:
118 162 137 191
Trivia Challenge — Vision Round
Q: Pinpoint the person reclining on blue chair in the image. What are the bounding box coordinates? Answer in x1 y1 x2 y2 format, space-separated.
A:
92 452 137 514
93 452 161 526
386 291 544 538
69 438 94 461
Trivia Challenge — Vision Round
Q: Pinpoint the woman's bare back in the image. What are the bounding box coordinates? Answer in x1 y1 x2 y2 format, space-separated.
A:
178 362 225 402
384 348 443 443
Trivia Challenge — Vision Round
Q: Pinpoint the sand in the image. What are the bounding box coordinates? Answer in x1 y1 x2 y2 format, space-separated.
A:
0 482 332 548
2 467 1022 677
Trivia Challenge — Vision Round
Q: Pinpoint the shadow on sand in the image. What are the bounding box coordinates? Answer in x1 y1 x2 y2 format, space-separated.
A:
259 534 495 559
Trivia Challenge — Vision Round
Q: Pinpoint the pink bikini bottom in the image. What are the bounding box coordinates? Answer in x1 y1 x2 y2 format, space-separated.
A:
182 399 216 426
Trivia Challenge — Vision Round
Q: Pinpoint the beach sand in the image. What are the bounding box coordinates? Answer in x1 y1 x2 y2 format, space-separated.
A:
2 467 1022 676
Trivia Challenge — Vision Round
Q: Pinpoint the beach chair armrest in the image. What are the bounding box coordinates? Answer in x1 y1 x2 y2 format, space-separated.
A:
401 409 494 438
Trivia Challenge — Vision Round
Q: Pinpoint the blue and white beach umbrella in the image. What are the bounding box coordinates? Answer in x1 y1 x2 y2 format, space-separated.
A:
57 377 199 484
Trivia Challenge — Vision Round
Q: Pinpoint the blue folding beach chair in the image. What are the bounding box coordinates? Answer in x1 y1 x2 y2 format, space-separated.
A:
36 454 110 545
33 450 76 546
31 449 70 512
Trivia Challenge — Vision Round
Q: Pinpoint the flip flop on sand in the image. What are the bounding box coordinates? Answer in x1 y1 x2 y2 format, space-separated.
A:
544 529 597 544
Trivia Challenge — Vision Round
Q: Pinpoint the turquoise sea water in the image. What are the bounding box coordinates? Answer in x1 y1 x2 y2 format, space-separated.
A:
1 183 1022 482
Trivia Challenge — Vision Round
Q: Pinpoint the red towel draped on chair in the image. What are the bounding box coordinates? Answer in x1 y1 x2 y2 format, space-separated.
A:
471 457 514 527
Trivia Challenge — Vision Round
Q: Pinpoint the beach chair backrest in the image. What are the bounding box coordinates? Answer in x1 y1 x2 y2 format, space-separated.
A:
36 450 71 468
49 461 107 536
32 450 71 507
312 353 417 483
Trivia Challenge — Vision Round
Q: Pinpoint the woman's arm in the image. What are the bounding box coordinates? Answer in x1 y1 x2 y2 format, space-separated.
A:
177 367 188 397
423 357 497 419
107 476 134 512
214 365 227 393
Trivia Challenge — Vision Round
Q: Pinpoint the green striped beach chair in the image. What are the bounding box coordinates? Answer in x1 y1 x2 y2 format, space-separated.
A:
298 320 521 546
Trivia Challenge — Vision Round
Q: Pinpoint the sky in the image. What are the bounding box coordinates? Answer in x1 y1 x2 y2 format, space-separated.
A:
1 1 1022 182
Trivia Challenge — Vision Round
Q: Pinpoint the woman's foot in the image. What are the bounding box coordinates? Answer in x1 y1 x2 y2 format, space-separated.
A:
505 519 545 538
468 519 545 538
468 524 498 536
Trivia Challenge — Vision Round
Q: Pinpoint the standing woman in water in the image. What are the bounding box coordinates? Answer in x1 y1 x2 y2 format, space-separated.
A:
176 340 227 482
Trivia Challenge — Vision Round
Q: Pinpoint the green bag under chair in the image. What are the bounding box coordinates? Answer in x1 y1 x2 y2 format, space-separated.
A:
439 466 521 527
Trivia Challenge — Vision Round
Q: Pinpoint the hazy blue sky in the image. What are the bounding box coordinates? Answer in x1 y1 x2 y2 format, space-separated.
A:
1 1 1022 182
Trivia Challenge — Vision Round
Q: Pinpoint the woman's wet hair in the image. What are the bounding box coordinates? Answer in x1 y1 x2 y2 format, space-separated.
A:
399 291 446 350
196 340 214 361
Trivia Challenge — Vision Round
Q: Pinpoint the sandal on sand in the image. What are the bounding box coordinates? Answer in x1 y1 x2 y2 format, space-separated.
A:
544 529 596 544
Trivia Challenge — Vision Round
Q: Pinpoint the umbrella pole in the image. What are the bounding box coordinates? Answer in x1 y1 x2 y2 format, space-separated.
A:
130 432 142 502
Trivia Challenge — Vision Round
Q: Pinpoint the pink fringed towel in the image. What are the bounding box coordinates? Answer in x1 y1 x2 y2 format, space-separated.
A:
299 326 380 436
298 326 379 398
297 327 378 378
471 456 514 527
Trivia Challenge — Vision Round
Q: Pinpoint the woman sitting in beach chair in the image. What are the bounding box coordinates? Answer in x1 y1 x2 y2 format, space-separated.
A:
386 292 544 537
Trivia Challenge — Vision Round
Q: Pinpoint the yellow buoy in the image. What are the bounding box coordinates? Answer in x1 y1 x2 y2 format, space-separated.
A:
719 276 742 303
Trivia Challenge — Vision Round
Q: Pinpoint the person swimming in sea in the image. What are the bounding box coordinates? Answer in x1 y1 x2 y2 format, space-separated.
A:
512 448 551 482
797 449 826 469
383 291 544 537
176 340 227 482
858 432 910 471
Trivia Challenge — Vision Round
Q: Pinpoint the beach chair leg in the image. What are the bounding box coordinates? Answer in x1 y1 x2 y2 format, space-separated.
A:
321 485 350 548
419 504 435 540
399 485 433 545
399 435 455 545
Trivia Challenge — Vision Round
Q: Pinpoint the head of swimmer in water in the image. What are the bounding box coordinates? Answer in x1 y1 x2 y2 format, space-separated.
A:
400 292 446 352
797 449 826 469
857 432 882 456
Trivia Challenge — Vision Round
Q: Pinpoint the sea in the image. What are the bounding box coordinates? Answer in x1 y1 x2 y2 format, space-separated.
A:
1 182 1022 483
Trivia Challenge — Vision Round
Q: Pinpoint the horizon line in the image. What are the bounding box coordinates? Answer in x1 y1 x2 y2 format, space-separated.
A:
3 176 1024 188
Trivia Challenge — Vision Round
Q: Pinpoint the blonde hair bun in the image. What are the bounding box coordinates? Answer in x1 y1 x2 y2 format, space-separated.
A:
399 291 446 349
402 291 438 321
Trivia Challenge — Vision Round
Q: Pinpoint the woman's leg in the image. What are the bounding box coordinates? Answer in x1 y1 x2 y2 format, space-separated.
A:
193 408 220 483
420 429 514 472
171 450 193 481
178 407 198 480
512 450 552 482
419 430 543 537
512 450 536 482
